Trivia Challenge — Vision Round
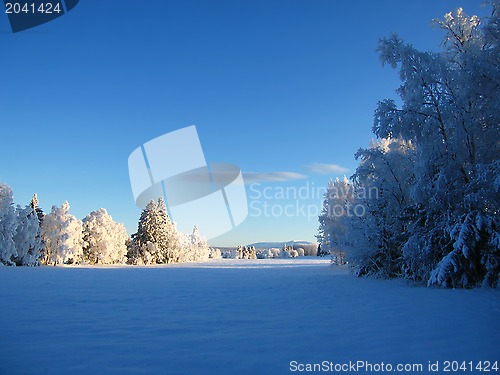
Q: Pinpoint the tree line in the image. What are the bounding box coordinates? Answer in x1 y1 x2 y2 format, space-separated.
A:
0 183 210 266
318 4 499 288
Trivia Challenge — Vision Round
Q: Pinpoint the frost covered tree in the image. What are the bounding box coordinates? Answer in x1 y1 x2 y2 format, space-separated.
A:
350 138 416 276
316 176 372 265
377 4 499 287
175 227 210 263
1 187 43 266
319 3 500 287
82 208 129 264
316 244 327 257
128 198 181 264
41 202 84 265
30 194 44 225
29 194 45 263
317 177 356 256
13 197 43 266
185 225 209 262
0 183 18 265
208 247 222 259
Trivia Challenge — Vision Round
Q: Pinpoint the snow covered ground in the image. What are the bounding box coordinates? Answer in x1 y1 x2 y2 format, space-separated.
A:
0 258 498 374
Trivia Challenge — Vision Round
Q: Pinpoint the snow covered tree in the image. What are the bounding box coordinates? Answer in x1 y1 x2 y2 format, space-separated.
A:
13 201 43 266
376 4 499 287
82 208 129 264
0 183 18 265
269 248 281 258
319 3 500 287
316 176 372 266
177 231 190 262
350 138 416 277
237 245 256 259
186 225 210 262
128 199 159 264
316 244 327 257
128 198 181 264
30 193 45 251
208 247 222 259
317 177 356 257
30 194 44 225
41 202 84 265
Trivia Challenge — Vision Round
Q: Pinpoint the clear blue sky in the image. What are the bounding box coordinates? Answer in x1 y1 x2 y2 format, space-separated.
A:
0 1 488 246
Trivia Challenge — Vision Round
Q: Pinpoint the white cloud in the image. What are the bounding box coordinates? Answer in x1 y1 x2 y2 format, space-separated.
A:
306 163 348 175
242 172 308 184
167 169 308 185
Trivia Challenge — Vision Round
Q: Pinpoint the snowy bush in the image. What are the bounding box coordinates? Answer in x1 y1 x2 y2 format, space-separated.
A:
256 248 272 259
222 249 238 259
269 248 281 258
219 246 259 259
316 242 332 257
245 246 257 259
232 246 257 259
301 244 318 256
255 248 266 259
209 248 222 259
279 245 298 258
427 212 500 288
331 251 347 266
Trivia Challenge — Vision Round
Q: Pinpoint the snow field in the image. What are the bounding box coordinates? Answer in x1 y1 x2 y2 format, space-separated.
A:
0 258 498 374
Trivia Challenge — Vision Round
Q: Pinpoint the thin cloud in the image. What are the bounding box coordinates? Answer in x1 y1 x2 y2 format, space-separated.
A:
242 172 308 184
307 163 348 175
164 168 308 185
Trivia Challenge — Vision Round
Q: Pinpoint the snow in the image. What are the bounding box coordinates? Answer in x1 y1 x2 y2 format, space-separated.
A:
0 258 498 374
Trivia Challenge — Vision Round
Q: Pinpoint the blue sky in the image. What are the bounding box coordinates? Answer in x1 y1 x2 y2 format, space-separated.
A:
0 0 489 246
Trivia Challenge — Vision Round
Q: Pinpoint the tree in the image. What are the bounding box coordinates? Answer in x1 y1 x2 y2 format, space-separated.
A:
209 247 222 259
82 208 129 264
128 198 181 264
319 3 500 287
0 183 18 265
13 199 43 266
29 194 45 263
316 176 371 265
176 226 209 263
350 138 416 276
30 194 44 224
375 4 499 287
186 225 209 262
41 202 84 265
317 177 356 259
